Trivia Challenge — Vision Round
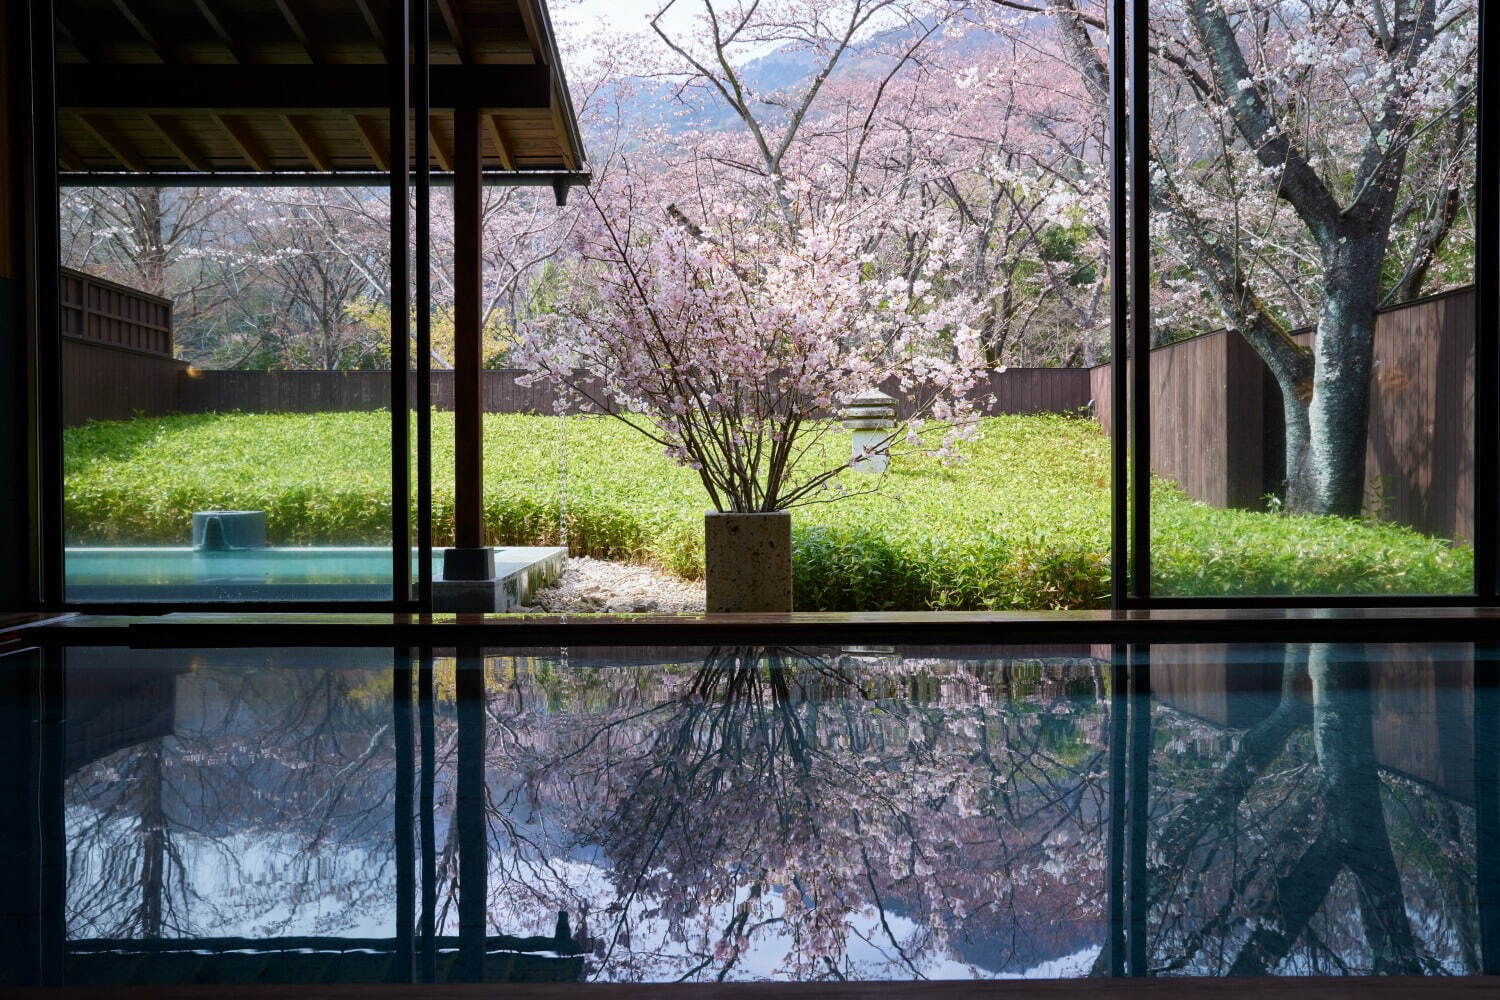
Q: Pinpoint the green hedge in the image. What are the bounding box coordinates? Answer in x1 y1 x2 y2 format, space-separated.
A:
64 411 1471 608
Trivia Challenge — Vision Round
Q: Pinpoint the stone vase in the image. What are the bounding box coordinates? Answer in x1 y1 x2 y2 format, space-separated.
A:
704 511 793 612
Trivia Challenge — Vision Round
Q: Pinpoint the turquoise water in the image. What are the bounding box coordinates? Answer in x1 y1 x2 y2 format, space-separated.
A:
64 547 434 600
66 547 430 583
6 641 1494 985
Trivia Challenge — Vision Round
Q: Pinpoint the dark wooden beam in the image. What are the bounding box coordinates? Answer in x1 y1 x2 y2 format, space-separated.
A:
59 65 553 112
434 0 470 62
349 115 389 171
429 125 453 172
73 114 146 172
214 115 272 172
280 116 332 171
189 0 249 64
515 0 547 63
55 138 86 173
352 0 388 56
54 19 102 65
482 114 514 171
452 106 484 551
111 0 173 62
272 0 323 63
145 115 208 171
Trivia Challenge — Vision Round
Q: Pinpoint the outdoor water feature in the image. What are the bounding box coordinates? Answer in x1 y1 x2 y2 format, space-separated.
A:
15 640 1492 985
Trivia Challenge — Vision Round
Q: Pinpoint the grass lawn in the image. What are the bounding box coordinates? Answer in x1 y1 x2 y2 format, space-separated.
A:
64 411 1472 609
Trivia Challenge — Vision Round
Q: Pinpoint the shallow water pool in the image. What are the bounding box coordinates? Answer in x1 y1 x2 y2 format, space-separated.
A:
2 641 1495 985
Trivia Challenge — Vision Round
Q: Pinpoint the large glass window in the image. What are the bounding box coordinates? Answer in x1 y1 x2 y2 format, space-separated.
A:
60 186 399 602
1141 0 1478 598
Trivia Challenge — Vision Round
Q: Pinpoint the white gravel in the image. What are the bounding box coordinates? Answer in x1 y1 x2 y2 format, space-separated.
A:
519 556 705 614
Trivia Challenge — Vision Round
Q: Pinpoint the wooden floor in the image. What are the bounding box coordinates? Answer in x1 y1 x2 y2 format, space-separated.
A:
12 977 1500 998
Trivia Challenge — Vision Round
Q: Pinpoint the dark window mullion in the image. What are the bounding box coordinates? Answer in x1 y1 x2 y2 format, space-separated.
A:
1129 0 1152 602
1109 0 1129 609
390 0 412 607
1477 0 1498 600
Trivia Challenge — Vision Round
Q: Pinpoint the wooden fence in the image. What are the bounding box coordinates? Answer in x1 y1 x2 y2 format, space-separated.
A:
143 367 1095 422
1092 287 1475 540
60 265 1475 541
1144 641 1476 805
62 267 173 356
61 267 188 426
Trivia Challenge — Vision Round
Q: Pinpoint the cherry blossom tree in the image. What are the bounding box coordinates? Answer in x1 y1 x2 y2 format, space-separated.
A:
516 170 986 512
999 0 1477 515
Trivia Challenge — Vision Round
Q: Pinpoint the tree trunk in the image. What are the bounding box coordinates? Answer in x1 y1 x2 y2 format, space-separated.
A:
1279 382 1314 512
1308 644 1423 975
1302 243 1383 517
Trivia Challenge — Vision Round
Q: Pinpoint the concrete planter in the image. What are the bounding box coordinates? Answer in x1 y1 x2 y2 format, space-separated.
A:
704 511 793 612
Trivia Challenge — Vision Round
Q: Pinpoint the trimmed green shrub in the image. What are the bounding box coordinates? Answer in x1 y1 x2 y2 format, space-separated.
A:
64 410 1472 608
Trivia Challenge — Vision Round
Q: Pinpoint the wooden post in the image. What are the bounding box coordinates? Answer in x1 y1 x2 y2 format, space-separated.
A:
453 105 484 551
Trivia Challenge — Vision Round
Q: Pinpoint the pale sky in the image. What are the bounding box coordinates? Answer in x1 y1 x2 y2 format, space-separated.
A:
556 0 698 58
559 0 799 71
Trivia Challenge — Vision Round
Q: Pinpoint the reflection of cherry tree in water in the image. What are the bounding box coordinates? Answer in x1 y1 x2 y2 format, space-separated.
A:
68 736 179 939
481 649 1112 981
66 667 401 940
1147 644 1477 975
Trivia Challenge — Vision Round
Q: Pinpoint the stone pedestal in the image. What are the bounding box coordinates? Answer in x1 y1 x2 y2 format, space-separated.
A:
433 546 508 613
704 512 793 612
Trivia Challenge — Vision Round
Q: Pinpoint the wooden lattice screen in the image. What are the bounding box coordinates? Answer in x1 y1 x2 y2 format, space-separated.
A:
60 267 173 357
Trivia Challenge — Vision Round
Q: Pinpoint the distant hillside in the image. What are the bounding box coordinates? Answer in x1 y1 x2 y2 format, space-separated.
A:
585 18 1037 144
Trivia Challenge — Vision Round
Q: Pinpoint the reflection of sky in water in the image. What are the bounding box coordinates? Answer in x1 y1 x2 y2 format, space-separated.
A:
58 644 1487 982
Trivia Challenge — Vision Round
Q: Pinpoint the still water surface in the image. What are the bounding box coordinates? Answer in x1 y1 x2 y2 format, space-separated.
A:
13 642 1492 984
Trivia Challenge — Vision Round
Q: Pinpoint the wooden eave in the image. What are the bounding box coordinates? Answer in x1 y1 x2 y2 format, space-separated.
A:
52 0 588 180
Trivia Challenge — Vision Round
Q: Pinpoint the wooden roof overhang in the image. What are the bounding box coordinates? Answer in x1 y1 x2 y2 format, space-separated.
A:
53 0 588 193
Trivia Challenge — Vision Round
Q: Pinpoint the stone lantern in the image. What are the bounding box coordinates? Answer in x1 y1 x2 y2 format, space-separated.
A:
843 388 897 474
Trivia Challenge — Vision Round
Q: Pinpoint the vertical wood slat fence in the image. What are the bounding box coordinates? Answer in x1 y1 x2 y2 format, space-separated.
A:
171 367 1096 421
1091 286 1475 540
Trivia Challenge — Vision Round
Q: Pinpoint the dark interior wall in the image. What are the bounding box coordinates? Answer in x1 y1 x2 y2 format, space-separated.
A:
1 0 30 610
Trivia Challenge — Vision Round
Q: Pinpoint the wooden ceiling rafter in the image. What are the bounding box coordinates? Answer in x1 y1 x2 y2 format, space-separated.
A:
350 115 390 170
215 115 273 172
272 0 325 63
60 65 553 110
282 115 335 171
56 137 86 172
56 19 103 65
434 0 471 62
430 125 454 171
74 113 147 172
515 0 547 64
352 0 389 57
145 114 209 171
483 114 515 170
550 87 577 170
189 0 250 64
55 0 588 178
110 0 174 63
